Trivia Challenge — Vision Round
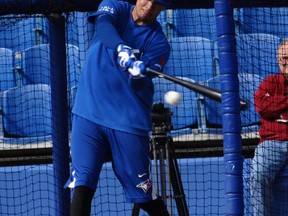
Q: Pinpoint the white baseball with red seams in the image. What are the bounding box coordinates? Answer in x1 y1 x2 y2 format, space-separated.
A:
164 91 181 106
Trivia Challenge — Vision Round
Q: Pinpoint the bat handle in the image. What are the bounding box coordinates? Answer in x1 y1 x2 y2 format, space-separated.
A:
146 67 161 76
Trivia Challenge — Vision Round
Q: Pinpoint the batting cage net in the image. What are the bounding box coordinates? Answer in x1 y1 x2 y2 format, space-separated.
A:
0 1 288 215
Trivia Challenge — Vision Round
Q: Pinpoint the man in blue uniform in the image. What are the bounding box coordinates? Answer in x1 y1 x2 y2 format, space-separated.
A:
65 0 171 215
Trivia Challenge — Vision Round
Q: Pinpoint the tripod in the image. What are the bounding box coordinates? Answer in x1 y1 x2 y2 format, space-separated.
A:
132 103 189 216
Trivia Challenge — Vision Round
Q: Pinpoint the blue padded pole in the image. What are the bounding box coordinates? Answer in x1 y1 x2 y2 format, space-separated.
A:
214 0 244 215
49 13 70 216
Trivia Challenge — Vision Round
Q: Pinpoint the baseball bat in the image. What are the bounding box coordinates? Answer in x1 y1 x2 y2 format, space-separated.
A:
147 68 247 110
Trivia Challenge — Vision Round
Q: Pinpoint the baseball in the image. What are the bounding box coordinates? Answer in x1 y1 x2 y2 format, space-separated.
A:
164 91 181 106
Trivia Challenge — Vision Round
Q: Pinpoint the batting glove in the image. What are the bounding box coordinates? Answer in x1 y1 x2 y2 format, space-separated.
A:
128 61 146 78
117 44 136 68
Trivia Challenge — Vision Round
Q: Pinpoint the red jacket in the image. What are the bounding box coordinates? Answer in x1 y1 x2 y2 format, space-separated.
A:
254 73 288 143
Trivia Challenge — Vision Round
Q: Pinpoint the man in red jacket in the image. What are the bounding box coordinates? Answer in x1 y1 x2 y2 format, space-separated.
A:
251 39 288 216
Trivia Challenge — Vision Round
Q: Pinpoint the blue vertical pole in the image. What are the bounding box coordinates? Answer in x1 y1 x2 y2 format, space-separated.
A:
214 0 244 215
49 13 70 216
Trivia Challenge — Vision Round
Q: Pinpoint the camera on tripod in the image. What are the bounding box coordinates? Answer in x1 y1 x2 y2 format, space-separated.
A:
151 103 173 134
132 103 189 216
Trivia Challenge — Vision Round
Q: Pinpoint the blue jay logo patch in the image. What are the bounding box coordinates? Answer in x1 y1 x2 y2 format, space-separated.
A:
99 6 114 14
136 179 152 193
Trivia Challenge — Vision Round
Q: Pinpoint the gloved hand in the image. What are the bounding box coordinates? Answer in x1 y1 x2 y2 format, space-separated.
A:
128 61 146 78
117 44 136 68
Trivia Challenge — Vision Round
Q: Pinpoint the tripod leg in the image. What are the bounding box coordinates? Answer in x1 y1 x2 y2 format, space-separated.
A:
159 144 167 204
165 140 173 213
168 138 189 216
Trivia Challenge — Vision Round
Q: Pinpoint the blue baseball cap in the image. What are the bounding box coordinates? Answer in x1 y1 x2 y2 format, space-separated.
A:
156 0 170 7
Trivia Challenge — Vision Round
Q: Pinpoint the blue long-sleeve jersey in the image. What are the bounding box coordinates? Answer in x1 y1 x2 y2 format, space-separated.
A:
73 0 170 136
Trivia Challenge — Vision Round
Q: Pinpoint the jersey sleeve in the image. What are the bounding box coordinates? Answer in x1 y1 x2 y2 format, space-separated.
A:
88 0 120 23
87 0 129 51
95 14 126 50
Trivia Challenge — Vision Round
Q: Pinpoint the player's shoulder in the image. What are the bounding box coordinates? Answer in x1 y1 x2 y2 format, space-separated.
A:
152 29 170 53
149 21 169 42
88 0 130 21
98 0 130 12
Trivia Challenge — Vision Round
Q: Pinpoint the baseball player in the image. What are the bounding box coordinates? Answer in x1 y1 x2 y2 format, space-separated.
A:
65 0 171 215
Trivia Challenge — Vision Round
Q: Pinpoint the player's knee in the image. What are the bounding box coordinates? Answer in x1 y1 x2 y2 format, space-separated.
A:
137 198 170 216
